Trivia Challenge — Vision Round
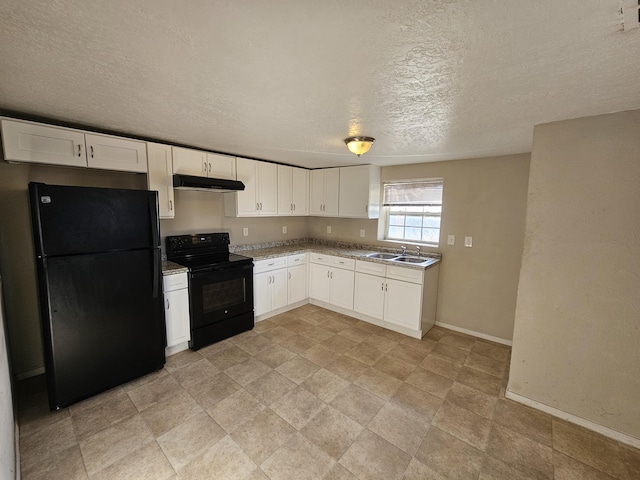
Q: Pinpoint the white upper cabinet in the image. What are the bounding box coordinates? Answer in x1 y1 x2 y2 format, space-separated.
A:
172 147 236 180
225 157 277 216
277 165 309 215
309 168 339 216
338 165 380 219
85 134 147 173
1 119 86 167
146 143 175 219
1 118 147 173
207 153 236 180
172 146 207 176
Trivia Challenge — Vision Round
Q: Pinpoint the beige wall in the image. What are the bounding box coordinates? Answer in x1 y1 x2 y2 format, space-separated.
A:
309 153 531 342
509 110 640 439
160 190 309 249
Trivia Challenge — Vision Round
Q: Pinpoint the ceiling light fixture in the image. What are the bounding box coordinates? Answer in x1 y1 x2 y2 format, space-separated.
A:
344 136 375 157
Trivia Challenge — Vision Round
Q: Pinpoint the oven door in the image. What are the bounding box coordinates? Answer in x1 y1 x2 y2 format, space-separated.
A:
189 263 254 330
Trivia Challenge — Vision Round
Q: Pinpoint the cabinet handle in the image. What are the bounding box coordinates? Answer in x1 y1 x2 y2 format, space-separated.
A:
166 299 170 309
330 271 333 279
77 144 82 157
288 272 291 279
169 200 173 211
381 283 384 291
291 203 293 211
293 203 296 211
203 162 207 173
256 203 259 210
327 271 330 278
209 162 212 173
90 145 94 158
385 283 388 291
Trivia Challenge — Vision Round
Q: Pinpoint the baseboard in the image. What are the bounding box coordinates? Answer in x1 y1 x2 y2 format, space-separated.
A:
435 321 512 346
505 390 640 449
15 367 45 381
166 342 189 357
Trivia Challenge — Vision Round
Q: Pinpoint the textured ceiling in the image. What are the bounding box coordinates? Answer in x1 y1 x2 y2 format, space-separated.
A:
0 0 638 168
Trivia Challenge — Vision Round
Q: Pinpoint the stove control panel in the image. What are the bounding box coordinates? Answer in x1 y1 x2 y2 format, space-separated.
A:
167 232 231 255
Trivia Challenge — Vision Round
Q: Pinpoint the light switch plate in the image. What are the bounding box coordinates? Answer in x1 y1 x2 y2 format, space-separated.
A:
326 226 332 234
464 236 473 247
447 234 455 245
243 227 249 237
360 229 365 238
282 226 287 234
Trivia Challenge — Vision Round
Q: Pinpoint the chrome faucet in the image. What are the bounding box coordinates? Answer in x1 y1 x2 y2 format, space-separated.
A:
401 245 406 256
416 246 421 257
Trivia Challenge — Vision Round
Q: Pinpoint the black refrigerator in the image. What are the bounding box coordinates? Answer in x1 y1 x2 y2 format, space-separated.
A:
29 183 166 410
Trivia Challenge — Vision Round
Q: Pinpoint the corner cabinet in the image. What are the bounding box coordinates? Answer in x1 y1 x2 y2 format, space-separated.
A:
1 118 147 173
309 168 340 216
277 165 309 215
146 143 175 218
308 254 355 310
225 158 277 216
338 165 381 219
163 272 190 354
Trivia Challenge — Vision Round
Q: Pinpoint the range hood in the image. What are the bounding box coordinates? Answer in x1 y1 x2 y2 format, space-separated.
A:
172 174 245 192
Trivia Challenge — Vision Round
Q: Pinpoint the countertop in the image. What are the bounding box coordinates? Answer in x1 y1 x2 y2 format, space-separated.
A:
162 260 189 275
234 242 441 271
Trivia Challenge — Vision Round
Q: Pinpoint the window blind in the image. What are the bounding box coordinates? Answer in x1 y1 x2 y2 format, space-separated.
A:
383 179 443 206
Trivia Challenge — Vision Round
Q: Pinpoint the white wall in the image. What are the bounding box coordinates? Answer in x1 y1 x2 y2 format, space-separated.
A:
509 109 640 441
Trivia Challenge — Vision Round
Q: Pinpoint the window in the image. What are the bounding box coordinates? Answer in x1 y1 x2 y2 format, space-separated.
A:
382 179 443 246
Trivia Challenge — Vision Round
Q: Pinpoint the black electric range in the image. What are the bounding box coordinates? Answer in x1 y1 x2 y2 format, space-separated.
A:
166 232 254 349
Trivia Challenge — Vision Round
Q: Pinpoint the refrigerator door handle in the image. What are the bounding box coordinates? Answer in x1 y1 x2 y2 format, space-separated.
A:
148 194 160 248
152 248 161 298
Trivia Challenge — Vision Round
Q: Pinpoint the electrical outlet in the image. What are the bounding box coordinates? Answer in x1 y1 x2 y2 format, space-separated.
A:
447 234 455 245
326 226 332 234
282 226 287 234
464 236 473 247
243 227 249 237
360 229 365 238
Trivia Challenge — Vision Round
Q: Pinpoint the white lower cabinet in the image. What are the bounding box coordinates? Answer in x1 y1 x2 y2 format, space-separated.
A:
287 254 308 304
163 273 190 352
309 254 355 310
254 257 288 317
354 260 436 337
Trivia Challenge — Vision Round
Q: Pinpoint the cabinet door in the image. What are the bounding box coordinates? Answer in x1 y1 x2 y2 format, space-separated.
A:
384 278 422 330
257 161 278 215
85 134 147 173
323 168 340 216
339 165 377 218
172 147 207 177
235 157 259 216
329 268 354 310
207 153 236 180
277 165 293 215
354 272 385 320
165 288 190 347
309 170 325 215
147 143 175 219
1 119 87 167
271 268 288 311
309 263 331 302
288 264 307 304
291 167 309 215
254 271 272 316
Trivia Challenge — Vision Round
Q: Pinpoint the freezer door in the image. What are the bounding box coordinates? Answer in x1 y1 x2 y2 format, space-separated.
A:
29 183 160 256
38 249 165 409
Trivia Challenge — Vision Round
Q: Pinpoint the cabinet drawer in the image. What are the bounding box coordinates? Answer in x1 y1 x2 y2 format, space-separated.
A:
386 265 424 285
163 272 188 292
287 253 307 266
254 256 287 273
310 253 332 265
356 260 386 276
331 256 355 270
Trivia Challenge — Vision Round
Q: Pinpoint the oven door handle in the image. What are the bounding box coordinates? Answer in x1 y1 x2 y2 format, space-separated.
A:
190 263 253 277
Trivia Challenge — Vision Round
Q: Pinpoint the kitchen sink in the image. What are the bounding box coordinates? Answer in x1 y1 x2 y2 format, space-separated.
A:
392 256 429 264
366 252 400 260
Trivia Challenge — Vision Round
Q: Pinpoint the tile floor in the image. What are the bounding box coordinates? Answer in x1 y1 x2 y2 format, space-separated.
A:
17 304 640 479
